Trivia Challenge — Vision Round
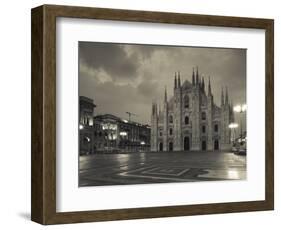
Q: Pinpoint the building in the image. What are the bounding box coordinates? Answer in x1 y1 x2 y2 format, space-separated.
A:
151 67 234 152
93 114 151 153
79 96 151 154
79 96 96 155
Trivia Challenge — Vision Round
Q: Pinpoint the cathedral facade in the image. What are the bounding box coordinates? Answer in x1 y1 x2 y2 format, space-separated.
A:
151 67 234 152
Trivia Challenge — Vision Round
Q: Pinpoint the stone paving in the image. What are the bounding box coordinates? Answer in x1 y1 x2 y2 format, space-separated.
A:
79 151 246 187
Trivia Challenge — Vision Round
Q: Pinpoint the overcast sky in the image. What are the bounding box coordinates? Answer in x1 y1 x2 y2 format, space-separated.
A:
79 42 246 125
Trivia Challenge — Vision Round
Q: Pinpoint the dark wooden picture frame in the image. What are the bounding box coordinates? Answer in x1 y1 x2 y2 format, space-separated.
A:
31 4 274 225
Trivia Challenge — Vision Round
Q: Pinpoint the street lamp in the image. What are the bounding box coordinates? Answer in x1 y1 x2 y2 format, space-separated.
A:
140 141 145 152
229 123 238 129
233 103 247 137
233 104 247 113
229 123 238 143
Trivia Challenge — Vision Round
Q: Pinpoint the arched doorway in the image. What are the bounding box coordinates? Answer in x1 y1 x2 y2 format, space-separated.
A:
201 140 207 151
184 136 190 151
214 139 219 150
159 142 163 151
169 142 173 151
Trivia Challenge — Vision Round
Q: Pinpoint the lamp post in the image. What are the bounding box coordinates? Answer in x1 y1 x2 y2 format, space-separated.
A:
140 141 145 152
233 104 247 137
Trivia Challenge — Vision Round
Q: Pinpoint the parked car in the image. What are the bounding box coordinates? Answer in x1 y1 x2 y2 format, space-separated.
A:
238 141 247 155
231 142 240 153
232 136 247 155
232 145 239 153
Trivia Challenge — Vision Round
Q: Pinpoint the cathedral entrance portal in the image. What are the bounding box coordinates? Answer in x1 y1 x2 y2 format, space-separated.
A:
159 142 163 151
201 140 207 151
184 136 190 151
214 139 219 150
169 142 173 151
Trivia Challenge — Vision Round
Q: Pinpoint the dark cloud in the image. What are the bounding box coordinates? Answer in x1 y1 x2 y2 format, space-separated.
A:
79 42 139 80
129 45 166 60
137 80 160 100
79 69 152 124
79 42 246 125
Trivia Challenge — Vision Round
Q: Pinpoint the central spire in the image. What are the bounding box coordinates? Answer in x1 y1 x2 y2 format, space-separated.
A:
164 86 167 102
192 67 195 85
202 76 205 91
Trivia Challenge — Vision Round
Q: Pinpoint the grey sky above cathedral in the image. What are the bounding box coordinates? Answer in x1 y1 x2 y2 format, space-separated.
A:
79 42 246 124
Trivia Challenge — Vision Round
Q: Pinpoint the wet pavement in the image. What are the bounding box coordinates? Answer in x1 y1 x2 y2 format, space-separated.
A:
79 151 246 187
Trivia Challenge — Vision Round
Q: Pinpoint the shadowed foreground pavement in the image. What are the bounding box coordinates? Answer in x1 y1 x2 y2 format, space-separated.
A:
79 151 246 187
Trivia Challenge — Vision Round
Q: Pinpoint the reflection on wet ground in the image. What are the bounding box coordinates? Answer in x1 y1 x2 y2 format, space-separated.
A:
79 151 246 186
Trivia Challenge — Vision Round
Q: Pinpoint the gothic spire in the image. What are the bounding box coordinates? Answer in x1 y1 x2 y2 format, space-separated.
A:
164 86 167 102
152 102 156 115
192 67 195 85
208 76 212 96
225 86 229 105
221 87 224 106
174 72 177 89
202 76 205 91
178 71 181 87
196 66 199 85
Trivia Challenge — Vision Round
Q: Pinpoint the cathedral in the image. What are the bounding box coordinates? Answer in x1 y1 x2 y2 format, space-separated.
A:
151 67 234 152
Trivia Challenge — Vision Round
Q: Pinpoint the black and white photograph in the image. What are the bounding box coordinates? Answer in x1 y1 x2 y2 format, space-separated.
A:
78 42 247 187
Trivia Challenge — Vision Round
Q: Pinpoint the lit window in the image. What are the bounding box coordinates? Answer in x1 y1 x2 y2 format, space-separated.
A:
120 131 127 136
112 134 117 140
89 117 93 126
83 136 90 142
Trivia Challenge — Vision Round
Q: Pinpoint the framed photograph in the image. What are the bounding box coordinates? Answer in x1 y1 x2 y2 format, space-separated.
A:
31 4 274 224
